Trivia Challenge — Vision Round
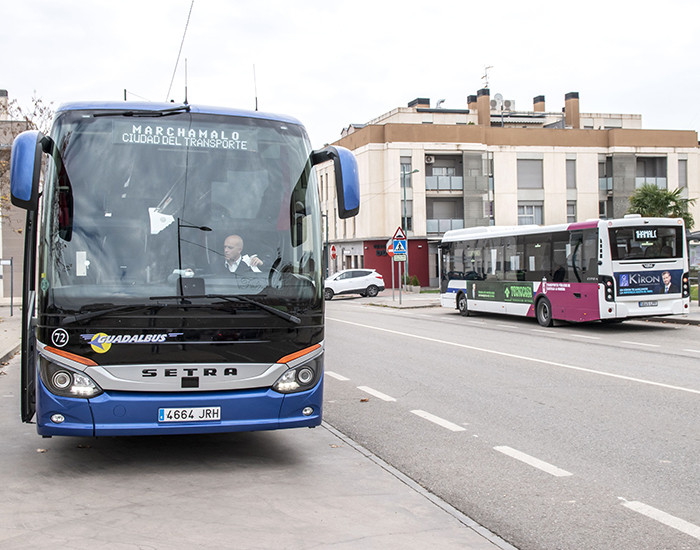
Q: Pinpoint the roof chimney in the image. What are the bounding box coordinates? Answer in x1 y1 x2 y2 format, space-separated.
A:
533 95 545 112
564 92 580 128
476 88 490 126
408 97 430 109
467 94 477 111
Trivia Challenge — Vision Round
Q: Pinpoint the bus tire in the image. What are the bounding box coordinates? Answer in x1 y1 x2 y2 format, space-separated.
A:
536 297 553 327
457 292 470 316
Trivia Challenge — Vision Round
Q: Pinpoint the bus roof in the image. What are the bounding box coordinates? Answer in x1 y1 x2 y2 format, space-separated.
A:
441 217 685 244
55 101 304 127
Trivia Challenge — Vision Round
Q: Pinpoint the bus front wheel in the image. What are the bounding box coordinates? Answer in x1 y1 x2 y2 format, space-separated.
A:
457 292 470 316
536 297 553 327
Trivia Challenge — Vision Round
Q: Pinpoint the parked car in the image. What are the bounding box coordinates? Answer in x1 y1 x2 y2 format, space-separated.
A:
324 269 385 300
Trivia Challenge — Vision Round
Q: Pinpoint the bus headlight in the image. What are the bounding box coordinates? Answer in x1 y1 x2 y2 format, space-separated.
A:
40 359 103 399
272 358 321 394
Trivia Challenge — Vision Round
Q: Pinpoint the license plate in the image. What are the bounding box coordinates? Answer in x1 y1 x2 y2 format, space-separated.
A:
639 301 658 308
158 407 221 422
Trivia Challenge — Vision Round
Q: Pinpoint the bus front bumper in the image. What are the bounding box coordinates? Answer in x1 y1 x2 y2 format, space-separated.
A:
35 376 324 437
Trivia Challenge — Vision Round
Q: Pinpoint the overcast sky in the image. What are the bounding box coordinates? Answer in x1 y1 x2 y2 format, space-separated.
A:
4 0 700 147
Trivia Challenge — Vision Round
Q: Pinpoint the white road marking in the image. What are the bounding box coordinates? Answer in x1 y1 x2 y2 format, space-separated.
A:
411 410 467 432
494 446 573 477
683 348 700 354
326 317 700 396
573 334 601 340
326 371 350 381
531 329 550 335
357 386 396 402
620 499 700 541
621 341 660 348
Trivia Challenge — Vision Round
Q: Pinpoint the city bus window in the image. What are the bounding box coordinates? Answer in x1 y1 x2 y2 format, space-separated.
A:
504 236 523 281
524 234 550 281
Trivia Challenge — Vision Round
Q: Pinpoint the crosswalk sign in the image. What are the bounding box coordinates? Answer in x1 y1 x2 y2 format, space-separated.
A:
392 239 407 254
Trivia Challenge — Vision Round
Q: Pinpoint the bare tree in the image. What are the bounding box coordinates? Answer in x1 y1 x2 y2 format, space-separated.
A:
0 93 55 230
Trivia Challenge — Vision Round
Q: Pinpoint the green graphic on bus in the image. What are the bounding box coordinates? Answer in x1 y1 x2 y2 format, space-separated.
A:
468 282 533 303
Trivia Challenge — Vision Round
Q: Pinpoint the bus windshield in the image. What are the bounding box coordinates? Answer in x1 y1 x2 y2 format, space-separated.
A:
609 225 683 260
40 109 322 312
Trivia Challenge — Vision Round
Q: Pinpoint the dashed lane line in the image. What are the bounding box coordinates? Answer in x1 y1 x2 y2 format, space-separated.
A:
494 446 573 477
620 340 660 348
620 498 700 541
357 386 397 402
326 371 350 381
411 410 467 432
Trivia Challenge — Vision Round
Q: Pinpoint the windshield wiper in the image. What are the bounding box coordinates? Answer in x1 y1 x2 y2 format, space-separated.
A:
93 105 191 118
149 294 301 325
60 304 159 324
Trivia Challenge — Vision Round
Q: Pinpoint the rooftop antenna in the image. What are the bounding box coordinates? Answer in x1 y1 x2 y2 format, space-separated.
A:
253 64 259 111
166 0 194 102
482 65 493 88
184 58 188 105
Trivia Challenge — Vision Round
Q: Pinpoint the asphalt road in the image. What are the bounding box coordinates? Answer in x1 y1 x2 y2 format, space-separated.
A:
323 299 700 550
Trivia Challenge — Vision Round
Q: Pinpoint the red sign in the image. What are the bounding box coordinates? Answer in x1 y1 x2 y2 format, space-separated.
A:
330 245 337 260
387 243 394 257
393 227 406 240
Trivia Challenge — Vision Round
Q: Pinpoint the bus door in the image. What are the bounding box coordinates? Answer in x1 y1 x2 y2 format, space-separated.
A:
554 230 599 322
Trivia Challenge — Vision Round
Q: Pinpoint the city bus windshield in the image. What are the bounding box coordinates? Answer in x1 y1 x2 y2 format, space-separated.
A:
39 109 322 313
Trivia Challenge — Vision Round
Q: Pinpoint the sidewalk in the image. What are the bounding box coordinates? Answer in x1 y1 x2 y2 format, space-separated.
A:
364 289 700 326
0 302 510 550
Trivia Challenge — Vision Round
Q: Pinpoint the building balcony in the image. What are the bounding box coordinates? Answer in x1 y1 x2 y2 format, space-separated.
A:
635 177 667 189
598 177 612 192
426 218 464 234
425 176 463 191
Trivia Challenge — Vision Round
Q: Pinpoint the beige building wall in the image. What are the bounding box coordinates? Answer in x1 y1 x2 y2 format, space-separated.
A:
493 151 518 225
576 152 601 221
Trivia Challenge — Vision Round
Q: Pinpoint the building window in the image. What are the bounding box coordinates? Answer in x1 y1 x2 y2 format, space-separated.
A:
636 157 667 189
567 201 576 223
401 158 413 188
518 202 543 225
517 159 543 189
566 159 576 189
599 156 612 191
679 159 688 197
402 200 413 231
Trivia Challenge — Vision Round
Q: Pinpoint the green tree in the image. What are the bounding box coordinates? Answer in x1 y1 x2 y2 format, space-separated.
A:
627 184 696 230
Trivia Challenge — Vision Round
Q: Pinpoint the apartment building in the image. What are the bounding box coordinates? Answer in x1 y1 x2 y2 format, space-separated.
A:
318 90 700 288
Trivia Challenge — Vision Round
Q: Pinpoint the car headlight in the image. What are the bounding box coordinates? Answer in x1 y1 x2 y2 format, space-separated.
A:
272 357 322 394
39 358 103 398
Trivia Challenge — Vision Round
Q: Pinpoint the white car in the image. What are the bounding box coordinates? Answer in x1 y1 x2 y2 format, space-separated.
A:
324 269 385 300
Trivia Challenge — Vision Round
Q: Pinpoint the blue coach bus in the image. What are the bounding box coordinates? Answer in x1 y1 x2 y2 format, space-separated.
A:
10 102 359 437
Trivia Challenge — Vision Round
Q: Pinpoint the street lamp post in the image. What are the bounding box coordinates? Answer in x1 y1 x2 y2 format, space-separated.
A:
401 167 419 286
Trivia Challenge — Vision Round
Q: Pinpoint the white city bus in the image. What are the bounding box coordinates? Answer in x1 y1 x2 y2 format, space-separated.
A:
440 216 691 326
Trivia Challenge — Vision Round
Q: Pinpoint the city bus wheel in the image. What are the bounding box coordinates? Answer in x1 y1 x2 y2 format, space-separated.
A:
457 292 470 316
536 297 553 327
324 288 334 301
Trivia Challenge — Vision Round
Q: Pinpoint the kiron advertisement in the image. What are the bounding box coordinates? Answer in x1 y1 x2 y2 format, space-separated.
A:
615 269 683 296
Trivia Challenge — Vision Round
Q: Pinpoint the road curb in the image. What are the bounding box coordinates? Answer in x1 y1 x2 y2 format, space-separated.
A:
322 422 518 550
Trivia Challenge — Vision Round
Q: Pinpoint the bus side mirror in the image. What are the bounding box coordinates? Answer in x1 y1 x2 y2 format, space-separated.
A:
10 130 44 211
312 145 359 219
